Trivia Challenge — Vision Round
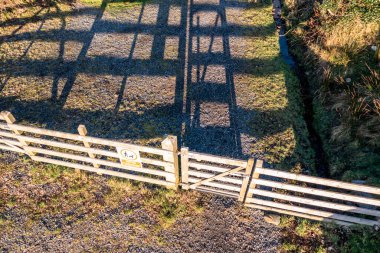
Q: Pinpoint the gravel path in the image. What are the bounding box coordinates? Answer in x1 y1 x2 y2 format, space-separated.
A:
0 0 285 158
0 0 284 252
0 152 281 253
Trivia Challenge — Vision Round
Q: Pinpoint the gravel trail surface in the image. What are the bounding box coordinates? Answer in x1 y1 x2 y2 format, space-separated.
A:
0 152 281 253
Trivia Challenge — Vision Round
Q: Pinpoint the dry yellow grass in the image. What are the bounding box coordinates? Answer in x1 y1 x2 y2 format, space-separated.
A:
319 19 379 67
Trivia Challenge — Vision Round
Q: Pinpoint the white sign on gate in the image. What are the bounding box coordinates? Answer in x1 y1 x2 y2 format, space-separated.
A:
116 147 142 168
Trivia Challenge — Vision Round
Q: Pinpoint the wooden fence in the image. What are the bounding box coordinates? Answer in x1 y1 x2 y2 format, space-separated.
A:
0 111 179 189
0 111 380 226
180 148 250 200
244 161 380 226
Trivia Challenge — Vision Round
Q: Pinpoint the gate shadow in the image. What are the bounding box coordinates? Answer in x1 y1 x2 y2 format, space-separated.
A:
1 0 312 167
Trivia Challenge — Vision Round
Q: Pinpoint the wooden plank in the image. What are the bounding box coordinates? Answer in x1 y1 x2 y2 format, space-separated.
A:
161 135 179 187
181 147 189 190
142 157 173 169
32 156 175 188
8 123 169 156
196 186 240 198
18 135 119 157
0 138 23 147
188 151 247 167
188 177 242 192
188 161 245 175
188 170 243 185
0 130 18 139
256 167 380 195
238 158 254 202
248 189 380 217
0 124 10 130
0 144 26 153
78 125 99 172
245 203 354 226
250 178 380 207
189 166 244 189
248 198 380 226
25 146 172 178
0 139 25 153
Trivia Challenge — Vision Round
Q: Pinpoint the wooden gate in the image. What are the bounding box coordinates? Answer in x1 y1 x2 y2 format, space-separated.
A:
180 148 255 201
245 162 380 226
0 111 180 189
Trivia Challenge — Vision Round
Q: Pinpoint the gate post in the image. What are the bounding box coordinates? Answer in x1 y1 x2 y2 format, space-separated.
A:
181 147 189 190
77 124 100 174
161 135 180 190
238 158 254 202
1 111 35 156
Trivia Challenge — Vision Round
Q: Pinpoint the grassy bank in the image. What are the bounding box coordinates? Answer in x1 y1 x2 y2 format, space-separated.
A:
283 0 380 185
243 1 315 171
279 0 380 252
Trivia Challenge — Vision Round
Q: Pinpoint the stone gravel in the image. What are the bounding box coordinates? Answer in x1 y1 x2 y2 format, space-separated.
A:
0 152 281 253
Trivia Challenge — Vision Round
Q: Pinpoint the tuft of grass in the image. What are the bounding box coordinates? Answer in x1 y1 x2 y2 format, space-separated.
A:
279 216 326 253
295 219 322 237
30 164 65 184
281 243 298 252
144 189 185 228
323 224 380 253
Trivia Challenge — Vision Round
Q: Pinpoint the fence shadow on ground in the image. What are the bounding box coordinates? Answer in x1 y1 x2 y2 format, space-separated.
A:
0 0 312 166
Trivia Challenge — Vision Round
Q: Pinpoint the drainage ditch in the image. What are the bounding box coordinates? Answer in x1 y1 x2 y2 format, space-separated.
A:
272 0 329 177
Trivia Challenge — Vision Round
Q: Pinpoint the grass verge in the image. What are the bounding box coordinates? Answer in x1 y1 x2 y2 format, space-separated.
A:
244 0 315 171
278 1 380 252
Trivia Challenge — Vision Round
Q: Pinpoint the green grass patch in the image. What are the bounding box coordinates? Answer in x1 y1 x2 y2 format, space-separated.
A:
144 189 186 228
244 1 314 170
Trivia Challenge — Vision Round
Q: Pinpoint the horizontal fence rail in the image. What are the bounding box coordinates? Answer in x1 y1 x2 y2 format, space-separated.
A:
1 111 380 226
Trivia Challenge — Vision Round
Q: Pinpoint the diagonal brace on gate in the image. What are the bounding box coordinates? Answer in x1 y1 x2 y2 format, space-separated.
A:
189 166 245 190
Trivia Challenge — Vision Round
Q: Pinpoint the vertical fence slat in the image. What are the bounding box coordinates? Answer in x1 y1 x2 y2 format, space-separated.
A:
247 159 262 199
181 147 189 190
161 135 179 189
77 124 100 174
0 111 34 156
238 158 254 202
